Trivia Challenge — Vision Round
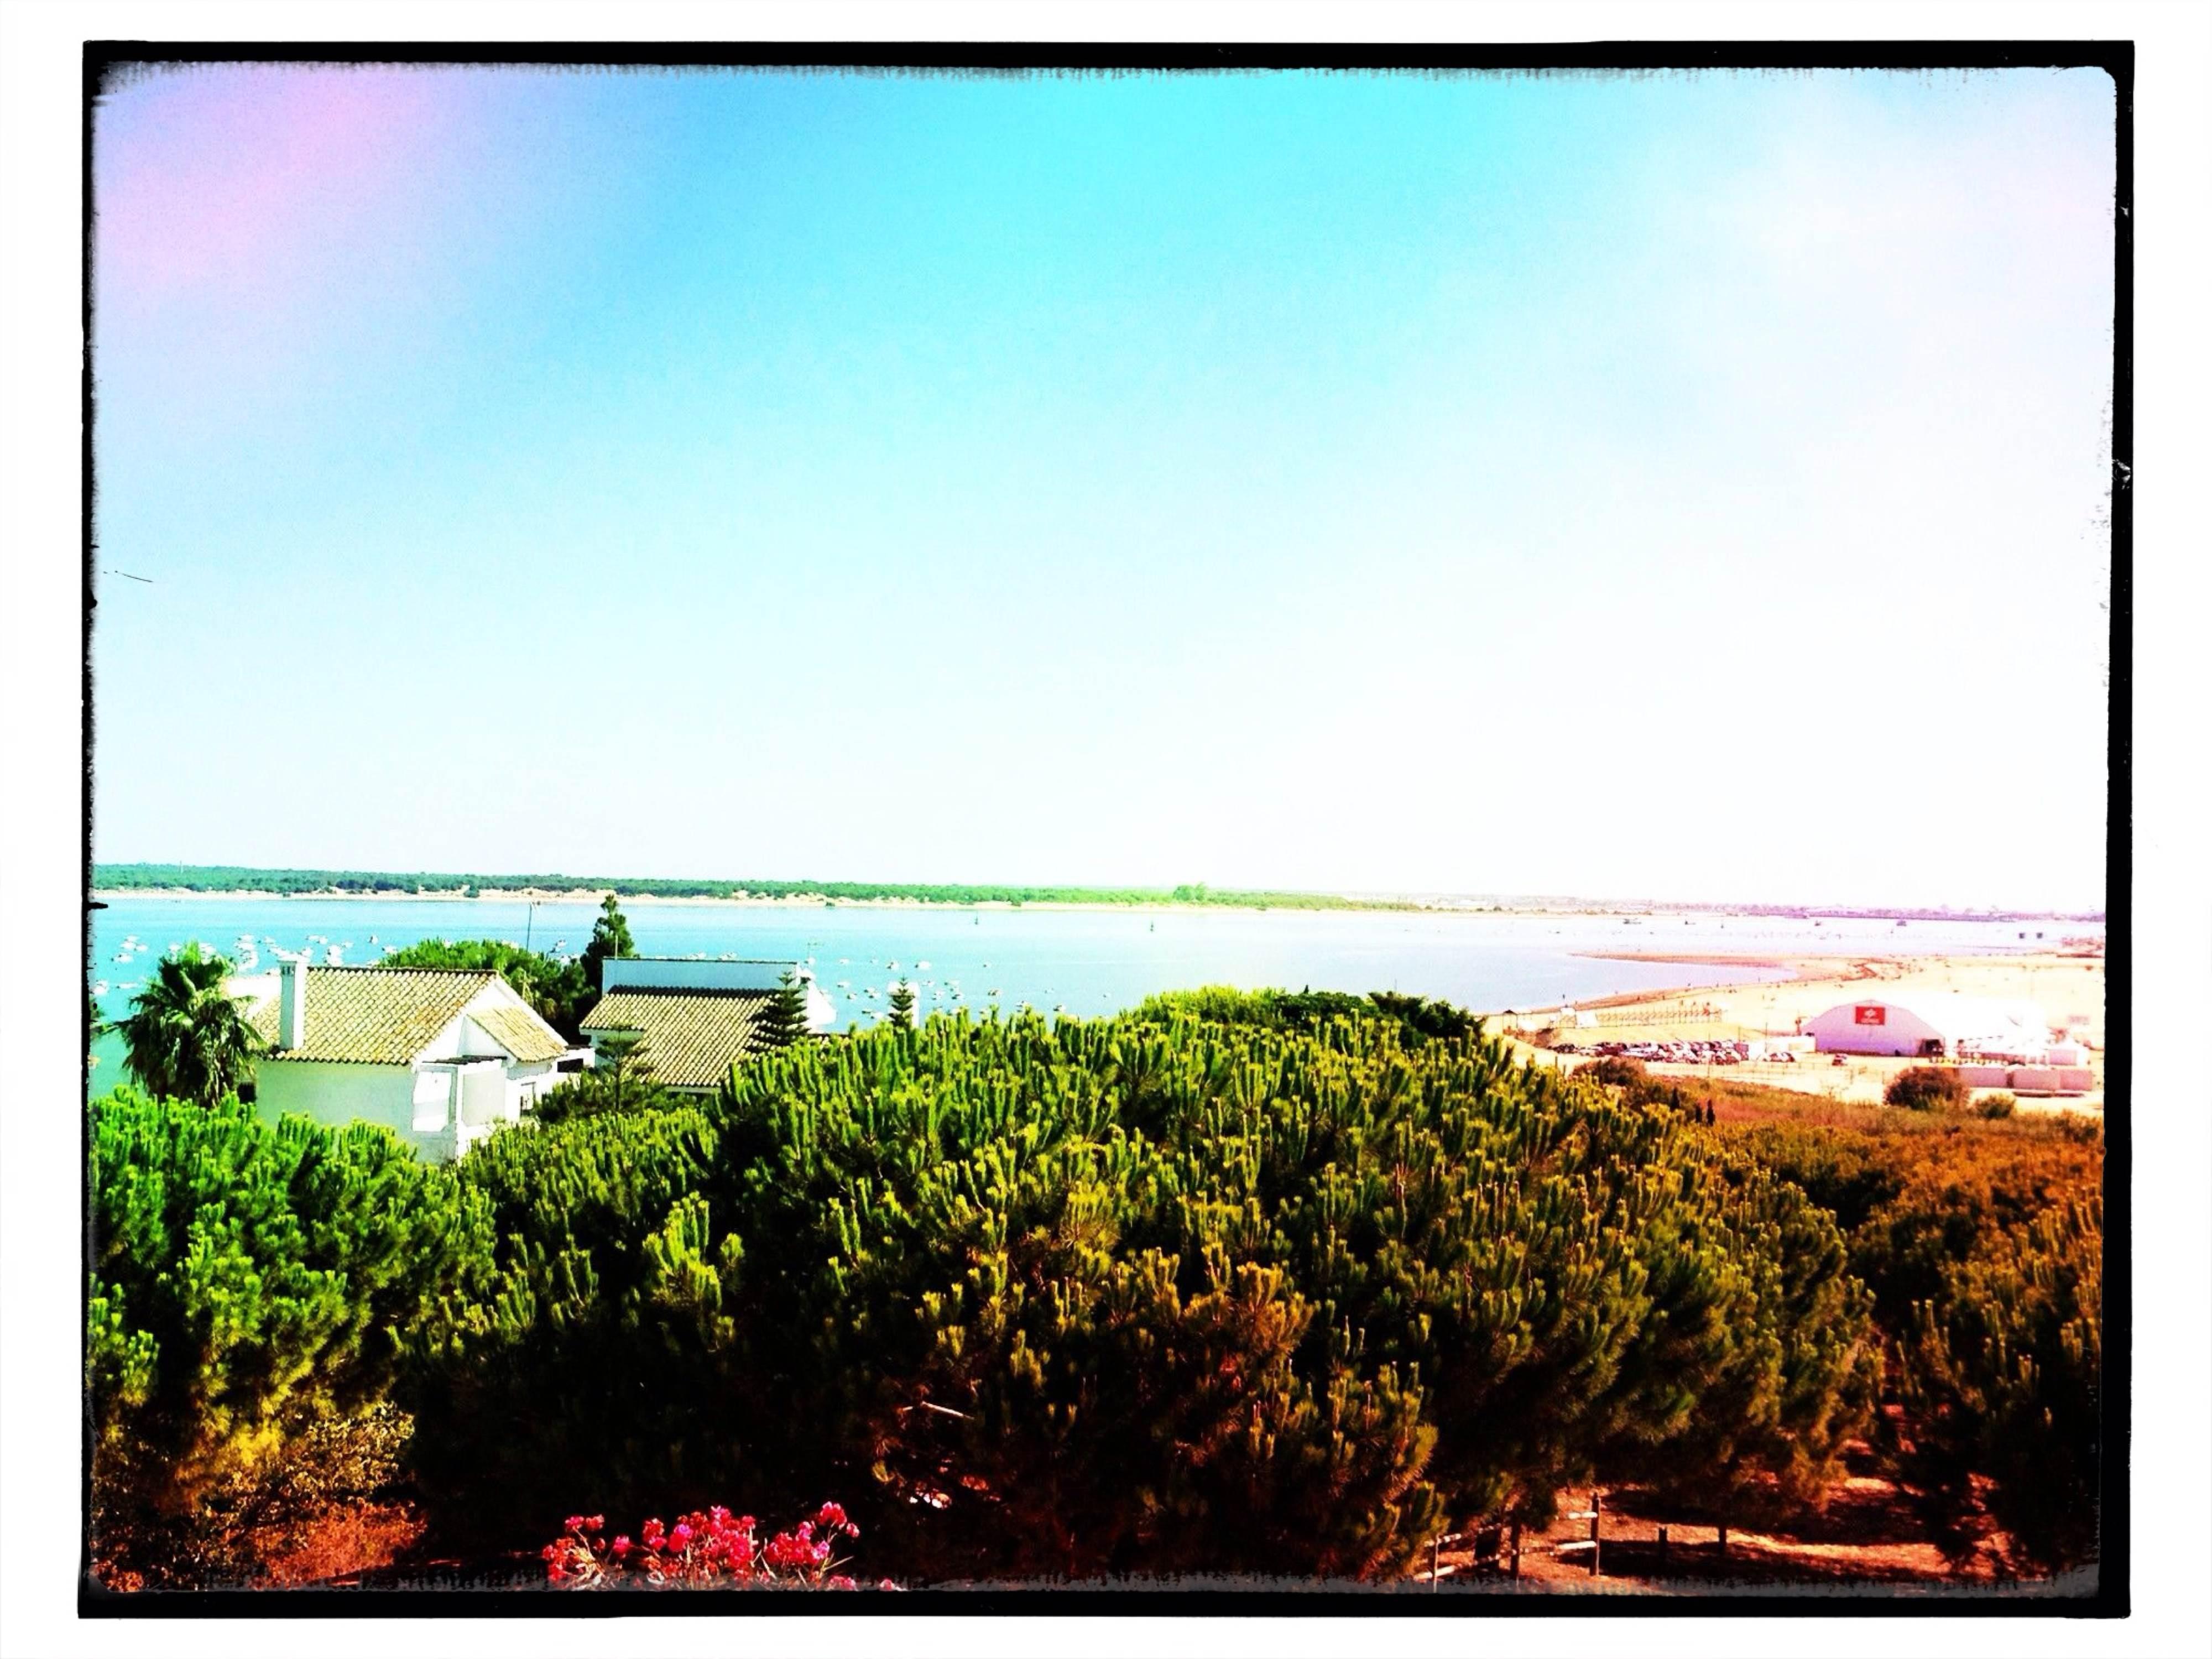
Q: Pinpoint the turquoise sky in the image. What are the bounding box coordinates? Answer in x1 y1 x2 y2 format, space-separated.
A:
91 65 2115 909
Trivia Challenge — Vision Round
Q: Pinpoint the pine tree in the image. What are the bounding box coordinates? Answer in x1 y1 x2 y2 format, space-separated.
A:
579 895 637 993
753 970 812 1048
88 1088 490 1583
888 979 917 1030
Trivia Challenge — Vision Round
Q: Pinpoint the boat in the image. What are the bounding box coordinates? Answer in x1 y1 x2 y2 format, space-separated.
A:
93 980 108 996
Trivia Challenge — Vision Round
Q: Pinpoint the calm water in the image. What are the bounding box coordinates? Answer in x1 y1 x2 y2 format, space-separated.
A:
87 895 2092 1091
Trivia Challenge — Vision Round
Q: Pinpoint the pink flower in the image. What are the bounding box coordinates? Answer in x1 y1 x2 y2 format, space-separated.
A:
610 1536 632 1556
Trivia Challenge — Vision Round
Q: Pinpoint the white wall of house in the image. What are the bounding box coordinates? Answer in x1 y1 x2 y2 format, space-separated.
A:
253 1060 456 1161
244 974 579 1161
420 984 581 1121
602 958 794 993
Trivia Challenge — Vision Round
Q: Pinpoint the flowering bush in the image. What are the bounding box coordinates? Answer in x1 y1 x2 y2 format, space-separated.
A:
542 1501 888 1590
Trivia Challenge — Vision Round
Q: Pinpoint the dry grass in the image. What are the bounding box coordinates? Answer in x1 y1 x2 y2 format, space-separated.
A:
249 1502 427 1588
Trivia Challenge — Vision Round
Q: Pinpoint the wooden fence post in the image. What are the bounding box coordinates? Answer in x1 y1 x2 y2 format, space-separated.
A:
1510 1521 1522 1581
1717 1521 1729 1559
1658 1525 1669 1568
1590 1491 1603 1579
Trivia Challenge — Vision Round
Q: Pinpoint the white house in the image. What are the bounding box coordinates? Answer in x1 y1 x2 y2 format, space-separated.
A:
229 960 586 1160
1802 994 2051 1061
580 958 836 1095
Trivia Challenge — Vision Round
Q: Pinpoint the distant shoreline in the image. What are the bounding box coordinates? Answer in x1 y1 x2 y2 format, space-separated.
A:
90 886 2109 928
90 886 1474 916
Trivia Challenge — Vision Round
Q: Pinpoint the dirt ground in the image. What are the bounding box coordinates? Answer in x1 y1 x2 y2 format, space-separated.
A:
1415 1447 2020 1594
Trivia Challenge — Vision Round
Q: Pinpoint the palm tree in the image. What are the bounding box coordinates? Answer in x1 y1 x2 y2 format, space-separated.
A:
116 943 264 1106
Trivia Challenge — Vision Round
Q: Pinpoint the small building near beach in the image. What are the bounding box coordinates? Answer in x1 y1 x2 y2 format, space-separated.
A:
1802 994 2050 1061
580 958 837 1094
229 960 585 1159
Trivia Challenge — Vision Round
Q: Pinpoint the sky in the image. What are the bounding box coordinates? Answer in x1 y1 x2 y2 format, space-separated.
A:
88 64 2116 911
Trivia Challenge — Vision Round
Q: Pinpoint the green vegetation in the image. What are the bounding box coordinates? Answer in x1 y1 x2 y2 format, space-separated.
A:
113 945 264 1107
1134 985 1481 1045
578 894 637 993
887 979 916 1029
1718 1107 2103 1574
87 1089 489 1586
536 1030 675 1124
1885 1065 1971 1113
92 862 1411 910
372 938 594 1039
403 1003 1872 1580
754 969 811 1048
85 993 2104 1588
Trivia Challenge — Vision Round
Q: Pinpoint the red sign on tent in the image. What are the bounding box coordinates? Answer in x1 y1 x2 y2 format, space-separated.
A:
1854 1005 1886 1026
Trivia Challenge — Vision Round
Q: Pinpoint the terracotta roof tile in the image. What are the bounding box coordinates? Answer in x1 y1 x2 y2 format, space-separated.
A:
242 968 498 1065
581 988 778 1090
468 1001 571 1065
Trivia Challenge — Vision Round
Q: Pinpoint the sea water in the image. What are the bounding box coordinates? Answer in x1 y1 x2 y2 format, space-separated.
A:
85 895 2092 1094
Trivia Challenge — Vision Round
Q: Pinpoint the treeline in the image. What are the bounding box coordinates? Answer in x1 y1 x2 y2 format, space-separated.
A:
93 864 1392 910
85 995 2103 1589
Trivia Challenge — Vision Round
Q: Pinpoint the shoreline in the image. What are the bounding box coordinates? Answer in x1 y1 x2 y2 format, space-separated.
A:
90 888 2111 927
90 887 1440 915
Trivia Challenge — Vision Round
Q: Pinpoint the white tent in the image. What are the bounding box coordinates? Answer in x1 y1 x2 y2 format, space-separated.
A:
1803 994 2048 1060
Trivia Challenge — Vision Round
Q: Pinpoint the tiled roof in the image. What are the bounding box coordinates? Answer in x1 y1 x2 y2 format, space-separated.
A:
468 1001 572 1065
581 988 778 1091
244 968 498 1065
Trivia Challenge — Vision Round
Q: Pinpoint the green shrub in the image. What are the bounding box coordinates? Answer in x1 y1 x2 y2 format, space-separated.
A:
1574 1055 1648 1089
1903 1194 2102 1573
88 1089 491 1585
1976 1092 2018 1120
407 1006 1874 1580
1719 1109 2104 1572
1132 985 1479 1047
1885 1066 1970 1113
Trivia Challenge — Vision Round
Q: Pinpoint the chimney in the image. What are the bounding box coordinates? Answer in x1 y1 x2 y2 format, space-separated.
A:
279 957 309 1050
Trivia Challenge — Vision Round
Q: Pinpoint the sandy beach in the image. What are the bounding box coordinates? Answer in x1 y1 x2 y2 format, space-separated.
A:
1495 949 2106 1110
